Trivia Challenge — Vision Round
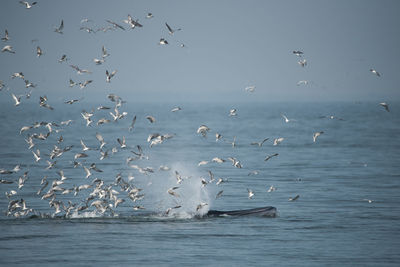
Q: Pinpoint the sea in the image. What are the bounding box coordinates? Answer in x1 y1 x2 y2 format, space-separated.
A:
0 100 399 266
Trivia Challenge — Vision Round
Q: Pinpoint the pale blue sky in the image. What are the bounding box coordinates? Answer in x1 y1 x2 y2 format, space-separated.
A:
0 0 399 102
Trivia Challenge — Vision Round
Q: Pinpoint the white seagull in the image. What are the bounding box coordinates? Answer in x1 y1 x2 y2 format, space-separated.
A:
313 131 324 143
1 45 15 53
19 1 37 9
370 68 381 77
379 102 389 112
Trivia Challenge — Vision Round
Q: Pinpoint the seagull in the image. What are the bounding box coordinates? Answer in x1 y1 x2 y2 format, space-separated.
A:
228 157 242 168
370 68 381 77
129 115 137 132
58 54 67 63
64 99 80 105
196 202 208 211
273 137 284 146
106 20 125 30
245 86 255 92
248 170 259 176
146 115 156 123
165 22 181 35
96 132 106 149
32 149 40 162
146 13 153 19
298 59 307 67
264 153 279 161
251 138 269 147
1 45 15 53
379 102 389 112
247 188 254 199
198 160 209 166
297 80 309 86
69 79 76 87
70 65 92 74
215 133 222 142
78 80 93 89
102 46 110 58
83 165 92 179
212 157 225 163
36 46 43 57
106 70 117 83
54 20 64 34
1 30 10 41
281 114 295 123
11 72 24 79
197 125 210 137
267 185 276 193
93 58 104 65
293 50 303 57
216 190 224 199
117 136 127 148
11 94 21 106
159 38 168 45
229 109 237 116
313 131 324 143
171 107 182 112
123 15 143 29
19 1 37 9
289 195 300 201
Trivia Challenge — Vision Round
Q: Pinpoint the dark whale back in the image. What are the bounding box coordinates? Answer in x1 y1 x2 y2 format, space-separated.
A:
206 206 277 217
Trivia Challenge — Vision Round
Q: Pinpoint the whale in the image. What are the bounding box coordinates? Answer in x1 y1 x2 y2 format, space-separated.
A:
205 206 277 217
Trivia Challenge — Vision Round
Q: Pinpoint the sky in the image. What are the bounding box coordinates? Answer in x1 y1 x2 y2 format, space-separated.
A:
0 0 399 103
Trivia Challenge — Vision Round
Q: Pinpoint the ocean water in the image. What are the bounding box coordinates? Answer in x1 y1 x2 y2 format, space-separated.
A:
0 100 399 266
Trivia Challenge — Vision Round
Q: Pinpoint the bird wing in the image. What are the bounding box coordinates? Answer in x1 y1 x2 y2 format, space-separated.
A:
165 23 173 33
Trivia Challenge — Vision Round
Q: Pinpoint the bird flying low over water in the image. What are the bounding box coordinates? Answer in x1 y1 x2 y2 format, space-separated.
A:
251 138 269 147
313 131 324 143
197 125 210 137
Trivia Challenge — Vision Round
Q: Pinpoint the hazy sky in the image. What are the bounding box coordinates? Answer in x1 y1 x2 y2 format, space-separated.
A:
0 0 399 103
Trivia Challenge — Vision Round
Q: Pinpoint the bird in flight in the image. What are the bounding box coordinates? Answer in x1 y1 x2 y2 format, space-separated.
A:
370 68 381 77
379 102 389 112
54 20 64 34
19 1 37 9
165 22 181 35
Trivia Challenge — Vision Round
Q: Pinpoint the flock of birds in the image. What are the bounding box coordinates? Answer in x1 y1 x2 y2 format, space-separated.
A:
0 1 390 219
